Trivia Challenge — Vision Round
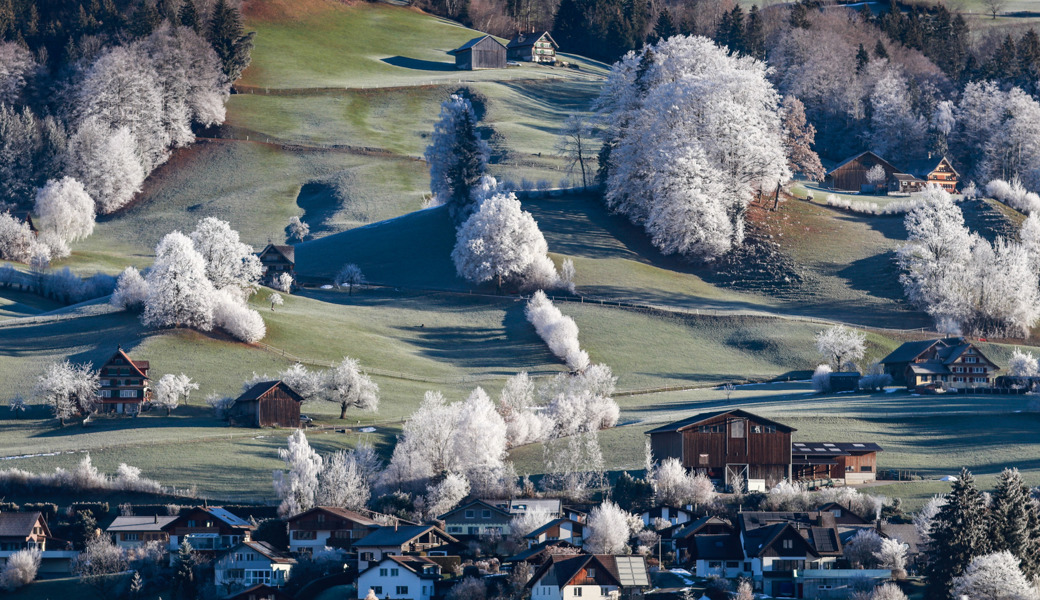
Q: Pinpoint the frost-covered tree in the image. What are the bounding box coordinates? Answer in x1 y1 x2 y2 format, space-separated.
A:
316 449 371 511
584 501 637 554
915 494 947 545
33 177 96 258
143 231 215 330
34 361 99 426
0 211 37 262
278 363 325 402
427 472 470 517
510 509 555 542
424 94 489 224
556 114 597 188
525 291 589 371
542 431 606 501
211 289 266 343
0 43 36 106
189 217 262 295
866 164 887 188
274 272 293 293
1009 350 1040 377
815 325 866 371
335 263 365 295
989 468 1040 577
498 372 552 448
872 583 908 600
875 538 909 573
812 364 832 393
153 373 198 416
844 528 882 568
780 95 824 182
597 37 790 261
543 364 620 436
453 193 560 291
0 548 40 591
869 69 927 163
273 430 323 517
74 534 128 598
270 292 283 311
111 267 149 311
951 551 1039 600
652 457 717 507
65 118 145 214
287 216 309 242
926 468 991 600
327 357 379 419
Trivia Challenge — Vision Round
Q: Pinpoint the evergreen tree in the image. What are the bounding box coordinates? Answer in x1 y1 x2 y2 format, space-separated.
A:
745 5 765 59
552 0 589 53
635 47 655 95
446 112 486 224
130 1 161 38
925 468 991 600
883 0 902 40
789 1 810 29
856 43 870 72
207 0 255 82
171 541 198 600
874 39 889 60
651 8 676 43
988 34 1019 80
990 468 1040 578
1017 29 1040 89
178 0 200 31
716 9 733 48
612 471 653 512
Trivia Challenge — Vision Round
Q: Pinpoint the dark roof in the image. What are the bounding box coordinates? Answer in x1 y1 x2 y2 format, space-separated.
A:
529 555 646 590
525 518 581 539
236 540 295 564
439 499 513 521
286 506 380 527
235 381 305 404
902 156 958 179
693 534 743 560
742 522 820 558
354 525 457 547
224 584 294 600
809 526 841 554
892 173 924 182
453 35 506 53
646 409 795 435
880 523 921 555
0 512 47 538
826 151 901 176
164 506 254 532
506 540 580 563
881 338 947 364
672 516 733 540
507 31 558 49
259 244 295 264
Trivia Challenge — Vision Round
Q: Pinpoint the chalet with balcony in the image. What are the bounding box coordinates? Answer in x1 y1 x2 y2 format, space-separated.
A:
791 442 883 484
353 525 457 571
452 36 507 70
647 409 795 492
107 515 177 549
880 337 1000 390
439 500 512 538
97 347 151 414
897 155 959 194
163 506 254 555
506 31 558 63
527 554 649 600
670 516 736 562
229 381 304 428
286 506 379 554
214 540 296 589
640 506 693 528
257 244 295 287
357 555 443 600
0 512 78 574
524 518 584 548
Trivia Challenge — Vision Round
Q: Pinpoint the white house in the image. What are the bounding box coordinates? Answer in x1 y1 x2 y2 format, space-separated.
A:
214 541 296 588
483 498 562 519
524 518 583 548
527 554 649 600
640 506 692 528
353 525 457 571
357 555 442 600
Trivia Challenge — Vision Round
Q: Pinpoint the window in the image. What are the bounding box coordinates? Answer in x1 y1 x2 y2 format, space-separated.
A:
708 561 722 568
373 587 383 595
574 588 582 596
124 533 139 541
465 510 475 519
782 539 793 550
380 568 388 577
397 587 409 595
317 513 325 523
448 526 462 533
699 453 709 466
99 390 112 398
120 390 137 398
698 424 723 433
587 568 595 578
482 510 491 519
391 568 399 576
860 465 873 472
743 562 752 572
966 357 978 363
293 530 317 540
730 420 745 438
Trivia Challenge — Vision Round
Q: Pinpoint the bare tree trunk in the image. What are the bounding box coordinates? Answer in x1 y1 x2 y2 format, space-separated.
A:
340 403 347 419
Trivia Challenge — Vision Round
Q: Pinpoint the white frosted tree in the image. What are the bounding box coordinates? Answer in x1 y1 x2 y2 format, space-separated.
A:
111 266 150 311
584 501 637 554
0 548 40 591
1009 349 1040 377
525 290 589 371
65 118 145 214
951 551 1039 600
316 449 371 511
153 373 198 416
866 164 887 189
498 371 551 448
427 472 471 517
270 292 283 310
452 193 560 291
424 94 489 224
914 494 947 544
189 217 262 296
0 212 37 262
33 361 99 426
33 177 96 258
653 457 717 507
273 430 323 517
274 272 293 293
335 263 365 294
0 42 36 105
844 528 882 568
287 216 309 242
327 357 379 419
871 583 908 600
211 288 266 343
815 325 867 371
542 431 606 501
542 364 619 436
144 232 215 330
510 509 555 542
874 537 909 573
279 363 325 402
869 69 927 163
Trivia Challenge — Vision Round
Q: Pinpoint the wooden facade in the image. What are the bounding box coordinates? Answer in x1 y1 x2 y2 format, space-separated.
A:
647 410 794 491
825 151 902 192
96 347 151 414
163 506 254 554
881 337 1000 390
229 381 304 428
257 244 294 287
0 512 50 551
453 36 507 70
900 156 959 193
791 442 882 484
506 31 558 63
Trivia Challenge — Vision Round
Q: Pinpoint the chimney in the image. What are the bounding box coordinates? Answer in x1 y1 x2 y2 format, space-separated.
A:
154 514 158 524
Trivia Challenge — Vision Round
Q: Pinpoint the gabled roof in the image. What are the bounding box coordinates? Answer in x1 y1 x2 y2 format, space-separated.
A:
507 31 558 49
453 35 506 53
439 499 513 521
525 518 582 539
672 516 734 540
107 515 178 533
693 533 743 560
902 156 959 179
165 506 254 532
0 512 49 538
286 506 380 527
228 540 296 564
103 347 150 379
258 244 295 264
807 526 841 555
826 151 901 176
362 555 443 579
741 522 820 558
235 381 305 404
880 523 921 555
506 539 581 563
645 409 795 435
528 554 636 590
354 525 457 548
484 498 562 515
880 338 955 364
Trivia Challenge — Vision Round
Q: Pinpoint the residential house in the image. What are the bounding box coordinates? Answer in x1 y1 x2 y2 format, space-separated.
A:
96 347 151 414
817 503 872 526
896 156 959 194
229 381 304 428
257 244 294 287
825 151 902 192
214 540 296 588
524 518 584 548
107 515 177 549
640 506 692 528
286 506 379 554
506 540 582 567
526 554 649 600
647 409 795 491
669 516 735 563
484 498 563 519
506 31 558 63
224 584 294 600
353 525 458 571
439 500 512 538
0 512 77 574
452 36 507 70
791 442 883 484
164 506 255 555
880 337 1000 390
357 555 443 600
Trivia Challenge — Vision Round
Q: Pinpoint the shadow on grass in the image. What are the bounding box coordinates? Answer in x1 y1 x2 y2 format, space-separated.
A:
835 251 906 303
381 56 457 71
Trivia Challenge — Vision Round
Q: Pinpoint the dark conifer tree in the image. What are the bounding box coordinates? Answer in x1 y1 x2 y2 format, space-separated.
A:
178 0 200 31
651 8 676 43
990 468 1040 578
130 1 161 38
874 38 889 60
1017 29 1040 89
745 5 765 59
925 468 990 600
856 43 870 72
789 1 810 29
445 112 486 225
208 0 255 82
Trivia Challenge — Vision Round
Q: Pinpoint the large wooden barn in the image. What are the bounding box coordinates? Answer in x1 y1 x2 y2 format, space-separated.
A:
229 381 304 428
453 35 506 70
646 409 795 492
824 151 902 192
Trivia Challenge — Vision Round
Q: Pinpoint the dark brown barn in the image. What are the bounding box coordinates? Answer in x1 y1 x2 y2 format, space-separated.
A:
825 151 901 192
646 409 794 492
791 442 882 484
229 381 304 428
453 36 507 70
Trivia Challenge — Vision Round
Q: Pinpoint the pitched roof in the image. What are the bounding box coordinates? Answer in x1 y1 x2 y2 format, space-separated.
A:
453 35 506 53
741 522 820 558
672 516 733 540
233 540 296 564
235 381 305 404
902 156 959 179
507 31 558 49
528 554 644 590
0 512 47 538
484 498 562 515
826 151 901 176
506 539 580 563
525 518 581 539
880 523 921 555
286 506 380 527
258 244 295 264
104 347 150 379
880 338 959 364
439 499 513 521
808 526 841 554
362 555 443 579
645 409 795 435
354 525 457 547
165 506 254 532
107 515 178 533
693 534 743 560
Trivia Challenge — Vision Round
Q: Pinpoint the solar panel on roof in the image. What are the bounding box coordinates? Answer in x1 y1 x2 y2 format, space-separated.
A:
614 556 649 587
811 527 839 553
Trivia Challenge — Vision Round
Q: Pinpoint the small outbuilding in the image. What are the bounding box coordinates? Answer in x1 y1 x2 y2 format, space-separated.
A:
229 381 304 428
506 31 558 63
452 35 507 70
829 371 861 392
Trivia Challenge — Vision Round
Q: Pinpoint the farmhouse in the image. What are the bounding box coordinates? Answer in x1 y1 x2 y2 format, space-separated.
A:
229 380 304 428
164 506 255 555
0 512 78 574
898 155 959 193
286 506 380 554
452 35 507 70
96 347 151 415
825 151 902 193
506 31 558 63
353 525 457 571
439 499 512 538
107 515 177 549
257 244 295 287
357 555 443 600
880 337 1000 390
791 442 883 484
527 554 649 600
214 540 296 588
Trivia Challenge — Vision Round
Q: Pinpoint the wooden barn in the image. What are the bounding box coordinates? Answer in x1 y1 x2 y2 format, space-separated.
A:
257 244 294 287
825 151 901 192
453 35 507 70
506 31 558 63
229 381 304 428
646 409 795 492
791 442 883 484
